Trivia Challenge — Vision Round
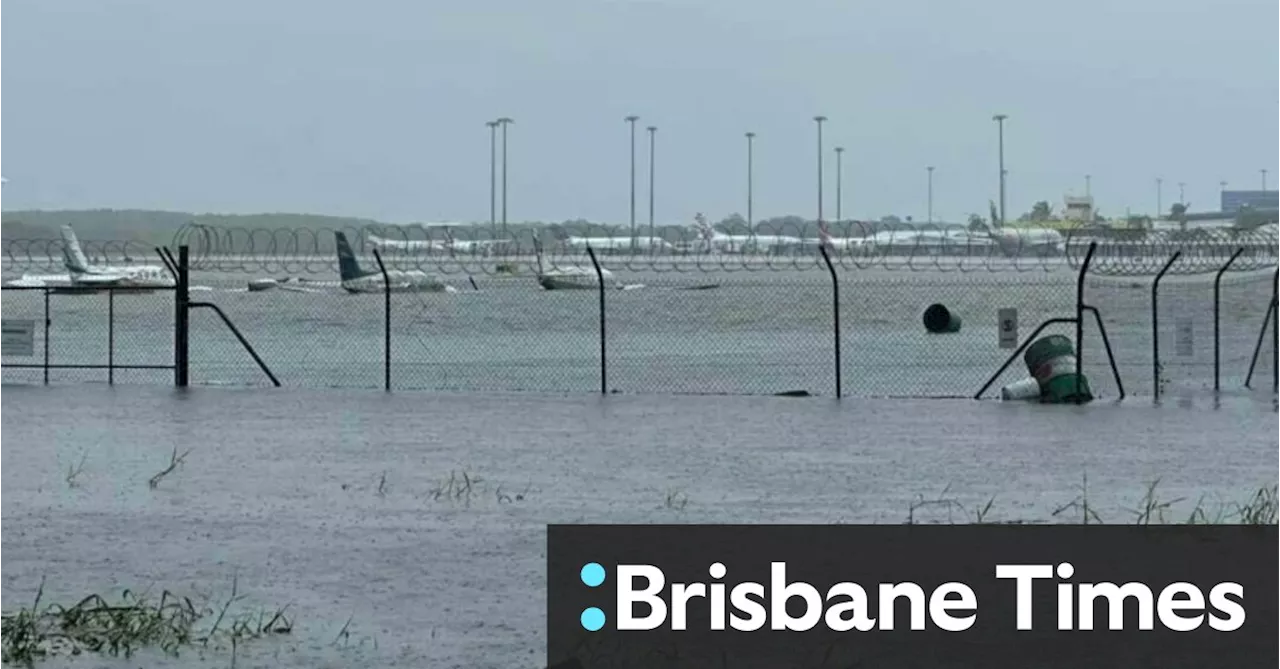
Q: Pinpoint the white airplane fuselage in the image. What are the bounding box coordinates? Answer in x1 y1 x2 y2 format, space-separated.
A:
58 225 174 288
340 270 455 293
564 236 673 253
702 232 803 253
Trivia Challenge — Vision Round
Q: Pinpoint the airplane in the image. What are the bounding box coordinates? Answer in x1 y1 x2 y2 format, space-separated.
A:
564 235 672 253
335 231 455 293
365 231 452 253
562 233 673 254
692 213 802 253
982 200 1065 254
366 228 505 256
816 221 874 253
56 225 174 289
530 233 618 290
441 228 507 255
813 223 997 257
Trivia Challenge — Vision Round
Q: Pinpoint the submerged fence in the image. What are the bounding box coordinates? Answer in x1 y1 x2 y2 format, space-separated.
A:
2 226 1276 399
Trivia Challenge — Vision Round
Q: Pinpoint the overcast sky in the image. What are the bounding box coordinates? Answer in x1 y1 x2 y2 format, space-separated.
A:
2 0 1277 224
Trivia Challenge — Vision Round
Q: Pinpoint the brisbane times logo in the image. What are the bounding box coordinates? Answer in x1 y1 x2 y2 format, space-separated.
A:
574 561 1246 633
549 526 1276 668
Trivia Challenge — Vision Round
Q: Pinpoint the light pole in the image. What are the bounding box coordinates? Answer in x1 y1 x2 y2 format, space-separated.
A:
745 132 755 227
1220 180 1228 207
1262 169 1269 191
1178 182 1185 205
927 166 935 223
834 146 844 222
814 116 827 225
992 114 1007 226
1156 177 1163 217
647 125 657 248
487 120 499 238
1085 174 1091 197
497 117 513 239
625 115 639 249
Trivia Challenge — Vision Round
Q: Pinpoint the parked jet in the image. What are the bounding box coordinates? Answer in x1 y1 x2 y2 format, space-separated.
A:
335 232 455 293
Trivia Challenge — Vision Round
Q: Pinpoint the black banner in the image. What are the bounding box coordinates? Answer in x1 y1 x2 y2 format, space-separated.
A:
547 525 1277 668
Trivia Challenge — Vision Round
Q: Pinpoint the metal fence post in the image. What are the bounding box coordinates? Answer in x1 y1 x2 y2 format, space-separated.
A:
372 248 391 391
819 245 841 398
108 288 116 385
1074 241 1096 403
43 288 51 385
1150 251 1181 400
1212 247 1245 391
175 245 190 387
1244 268 1278 391
586 247 607 395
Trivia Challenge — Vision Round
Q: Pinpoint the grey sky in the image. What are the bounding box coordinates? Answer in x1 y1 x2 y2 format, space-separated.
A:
3 0 1277 224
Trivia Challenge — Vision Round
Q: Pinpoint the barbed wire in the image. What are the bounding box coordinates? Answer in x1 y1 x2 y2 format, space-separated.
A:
1064 228 1277 276
2 222 1275 277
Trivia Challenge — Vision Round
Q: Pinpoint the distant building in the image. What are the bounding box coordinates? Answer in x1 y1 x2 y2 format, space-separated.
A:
1221 190 1278 213
1062 194 1095 223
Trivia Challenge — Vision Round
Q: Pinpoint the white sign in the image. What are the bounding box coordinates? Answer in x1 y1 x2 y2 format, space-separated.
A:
1 319 35 356
997 308 1018 349
1175 319 1193 357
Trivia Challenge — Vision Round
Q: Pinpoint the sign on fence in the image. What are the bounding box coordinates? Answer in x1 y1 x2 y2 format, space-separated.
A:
1175 318 1194 357
997 308 1018 349
1 319 35 356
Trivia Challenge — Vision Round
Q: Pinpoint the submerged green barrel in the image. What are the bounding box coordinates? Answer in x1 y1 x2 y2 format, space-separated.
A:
922 303 962 333
1024 335 1092 403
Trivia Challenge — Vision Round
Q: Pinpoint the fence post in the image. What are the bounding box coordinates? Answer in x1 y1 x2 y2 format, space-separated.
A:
108 288 116 385
43 288 51 385
586 247 607 395
1244 268 1278 390
372 248 391 391
819 245 841 398
1150 251 1181 401
175 245 190 387
1074 241 1097 403
1212 247 1245 391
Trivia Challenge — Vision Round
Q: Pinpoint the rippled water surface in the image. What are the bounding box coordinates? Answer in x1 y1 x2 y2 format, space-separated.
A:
1 384 1275 668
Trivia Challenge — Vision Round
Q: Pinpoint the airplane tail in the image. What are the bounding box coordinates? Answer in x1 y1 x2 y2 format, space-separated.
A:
59 225 92 273
334 231 366 281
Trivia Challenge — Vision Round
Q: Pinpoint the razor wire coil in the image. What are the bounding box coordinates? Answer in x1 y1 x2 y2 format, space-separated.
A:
2 223 1275 278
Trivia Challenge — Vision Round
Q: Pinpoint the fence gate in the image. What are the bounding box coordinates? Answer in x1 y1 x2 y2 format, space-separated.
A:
0 286 177 385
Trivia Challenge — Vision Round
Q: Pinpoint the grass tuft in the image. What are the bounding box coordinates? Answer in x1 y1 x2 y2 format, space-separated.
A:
429 470 481 506
148 447 191 489
64 453 88 488
907 478 1279 526
0 578 291 667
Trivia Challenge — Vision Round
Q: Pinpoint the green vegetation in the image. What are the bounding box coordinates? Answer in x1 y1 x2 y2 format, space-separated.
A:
905 479 1278 525
1 578 291 667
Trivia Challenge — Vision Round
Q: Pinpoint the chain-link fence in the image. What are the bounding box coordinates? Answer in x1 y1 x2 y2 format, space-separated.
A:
0 286 176 385
3 224 1276 398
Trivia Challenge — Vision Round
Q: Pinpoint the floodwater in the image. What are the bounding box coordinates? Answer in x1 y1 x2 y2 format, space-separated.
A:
1 384 1276 668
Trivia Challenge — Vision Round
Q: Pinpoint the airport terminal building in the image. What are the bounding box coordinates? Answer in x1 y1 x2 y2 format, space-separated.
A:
1221 189 1278 213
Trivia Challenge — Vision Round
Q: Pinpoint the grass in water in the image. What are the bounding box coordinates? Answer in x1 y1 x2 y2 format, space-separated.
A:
906 479 1278 525
1 577 291 667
